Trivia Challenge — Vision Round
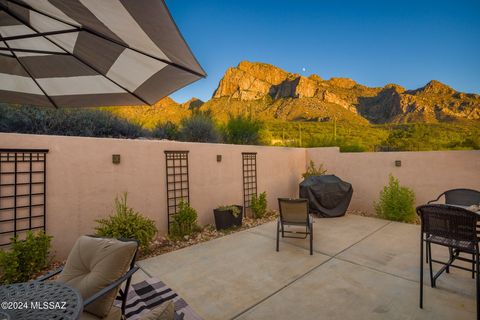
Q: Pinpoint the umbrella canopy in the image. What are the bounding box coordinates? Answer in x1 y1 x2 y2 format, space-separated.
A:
0 0 206 108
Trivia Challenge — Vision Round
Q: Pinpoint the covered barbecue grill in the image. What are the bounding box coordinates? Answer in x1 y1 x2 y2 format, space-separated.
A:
299 174 353 217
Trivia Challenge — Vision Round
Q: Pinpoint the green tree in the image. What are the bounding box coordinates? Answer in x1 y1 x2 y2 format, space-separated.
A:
178 111 221 143
223 115 264 145
152 121 179 140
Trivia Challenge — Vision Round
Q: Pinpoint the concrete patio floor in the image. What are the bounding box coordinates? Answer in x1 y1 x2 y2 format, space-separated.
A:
138 215 476 320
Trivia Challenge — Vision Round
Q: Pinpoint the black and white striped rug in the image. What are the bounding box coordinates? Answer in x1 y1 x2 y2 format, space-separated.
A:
115 278 202 320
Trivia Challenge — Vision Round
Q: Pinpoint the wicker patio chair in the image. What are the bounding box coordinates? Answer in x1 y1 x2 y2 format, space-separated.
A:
38 236 139 320
277 198 314 255
417 204 480 319
426 188 480 274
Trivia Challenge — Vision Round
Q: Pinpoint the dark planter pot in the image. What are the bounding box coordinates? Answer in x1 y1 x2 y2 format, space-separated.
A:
213 205 243 230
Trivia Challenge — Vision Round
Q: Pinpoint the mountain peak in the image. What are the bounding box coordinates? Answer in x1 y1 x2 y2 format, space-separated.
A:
213 61 295 100
417 80 455 95
155 97 179 108
384 84 406 93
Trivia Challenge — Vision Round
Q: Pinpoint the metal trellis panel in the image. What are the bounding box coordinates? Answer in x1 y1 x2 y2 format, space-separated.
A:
164 151 190 232
242 152 257 216
0 148 48 246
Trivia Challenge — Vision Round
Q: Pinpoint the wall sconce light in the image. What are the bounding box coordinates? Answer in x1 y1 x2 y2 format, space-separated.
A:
112 154 121 164
395 160 401 167
217 155 222 162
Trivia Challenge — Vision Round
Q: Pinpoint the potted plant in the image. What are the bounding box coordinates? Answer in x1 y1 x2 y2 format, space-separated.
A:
213 205 243 230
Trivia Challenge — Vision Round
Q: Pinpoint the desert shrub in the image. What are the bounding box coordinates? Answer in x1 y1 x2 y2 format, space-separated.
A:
223 115 264 145
0 231 52 284
458 136 480 150
0 104 145 138
302 160 327 179
152 121 179 140
251 192 267 219
340 144 367 152
95 193 157 250
169 201 198 240
374 175 416 223
178 112 221 143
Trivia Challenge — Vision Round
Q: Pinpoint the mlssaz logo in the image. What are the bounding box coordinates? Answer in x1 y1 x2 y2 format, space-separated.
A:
30 301 67 310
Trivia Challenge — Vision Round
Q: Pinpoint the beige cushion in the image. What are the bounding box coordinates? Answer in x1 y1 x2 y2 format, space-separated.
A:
57 236 137 318
140 301 175 320
80 306 122 320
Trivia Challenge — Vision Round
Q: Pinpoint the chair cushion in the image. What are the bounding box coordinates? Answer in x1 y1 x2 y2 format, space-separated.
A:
140 301 175 320
57 236 137 318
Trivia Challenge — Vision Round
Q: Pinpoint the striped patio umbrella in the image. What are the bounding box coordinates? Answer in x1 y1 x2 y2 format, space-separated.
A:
0 0 206 108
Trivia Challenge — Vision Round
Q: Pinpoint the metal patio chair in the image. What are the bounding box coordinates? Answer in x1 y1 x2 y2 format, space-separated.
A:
277 198 314 255
38 236 139 320
417 204 480 319
426 188 480 273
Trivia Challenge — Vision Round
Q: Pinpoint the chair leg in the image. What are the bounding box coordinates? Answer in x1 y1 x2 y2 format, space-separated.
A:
446 248 453 273
426 241 429 264
420 233 424 309
276 219 280 252
473 253 476 279
475 249 480 320
476 248 479 320
428 242 435 288
309 223 313 256
121 271 134 317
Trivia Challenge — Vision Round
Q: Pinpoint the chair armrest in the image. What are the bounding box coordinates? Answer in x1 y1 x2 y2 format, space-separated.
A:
427 193 445 204
84 265 139 306
36 267 63 282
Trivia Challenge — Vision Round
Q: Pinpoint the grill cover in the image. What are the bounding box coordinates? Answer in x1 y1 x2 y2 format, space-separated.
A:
299 174 353 217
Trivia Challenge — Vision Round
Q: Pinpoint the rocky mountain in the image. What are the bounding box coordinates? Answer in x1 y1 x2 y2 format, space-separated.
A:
105 61 479 126
205 61 480 123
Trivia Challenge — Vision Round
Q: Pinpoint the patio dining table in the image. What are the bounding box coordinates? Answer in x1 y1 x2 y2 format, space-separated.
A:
0 281 82 320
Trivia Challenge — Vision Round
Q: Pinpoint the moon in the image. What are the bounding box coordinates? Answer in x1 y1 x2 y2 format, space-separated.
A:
302 67 306 72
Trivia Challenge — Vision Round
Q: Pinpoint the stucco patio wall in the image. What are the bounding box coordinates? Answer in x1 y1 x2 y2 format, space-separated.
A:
0 133 305 258
1 133 479 258
307 147 480 213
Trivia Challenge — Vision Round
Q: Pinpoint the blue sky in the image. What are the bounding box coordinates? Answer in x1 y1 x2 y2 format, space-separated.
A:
166 0 480 103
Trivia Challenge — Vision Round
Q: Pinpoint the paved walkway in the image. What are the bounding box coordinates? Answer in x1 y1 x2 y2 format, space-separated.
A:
137 215 476 320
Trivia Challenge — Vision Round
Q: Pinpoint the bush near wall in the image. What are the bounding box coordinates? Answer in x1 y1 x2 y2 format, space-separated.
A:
95 193 157 251
301 160 327 179
374 175 416 223
169 201 199 240
251 192 268 219
0 231 52 284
